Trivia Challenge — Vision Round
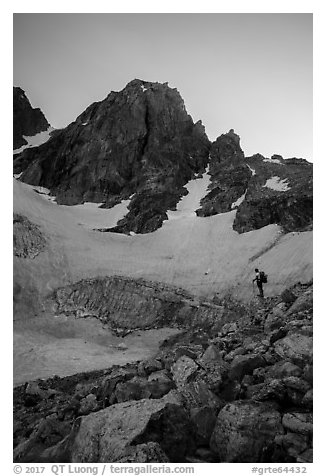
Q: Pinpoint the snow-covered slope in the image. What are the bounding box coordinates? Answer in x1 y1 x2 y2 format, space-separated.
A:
13 173 312 383
14 173 312 304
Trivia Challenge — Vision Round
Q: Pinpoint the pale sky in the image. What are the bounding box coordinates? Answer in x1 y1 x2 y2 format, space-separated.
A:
13 13 312 160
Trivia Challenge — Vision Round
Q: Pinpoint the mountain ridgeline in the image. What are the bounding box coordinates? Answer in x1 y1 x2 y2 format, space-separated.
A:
13 80 312 234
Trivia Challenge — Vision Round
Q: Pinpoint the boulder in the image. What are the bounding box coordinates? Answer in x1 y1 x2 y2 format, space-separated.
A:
282 412 313 436
114 377 152 403
171 356 198 388
229 354 267 381
97 366 138 405
296 448 313 463
274 432 309 460
148 369 172 383
245 383 266 400
282 376 311 394
280 289 297 306
251 379 287 403
286 289 313 316
301 389 313 409
224 346 245 362
79 394 99 415
264 308 287 333
179 381 224 411
269 327 288 345
199 344 223 364
302 364 313 385
274 333 312 367
264 361 303 380
116 442 169 463
195 361 227 393
24 381 48 406
190 406 217 445
220 322 238 336
138 359 163 377
70 398 195 462
210 401 284 462
74 382 98 399
14 415 72 462
282 377 311 406
219 379 242 401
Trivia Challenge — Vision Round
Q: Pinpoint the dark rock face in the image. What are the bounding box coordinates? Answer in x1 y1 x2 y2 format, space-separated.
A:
17 79 210 233
197 129 251 216
13 87 50 149
197 132 312 234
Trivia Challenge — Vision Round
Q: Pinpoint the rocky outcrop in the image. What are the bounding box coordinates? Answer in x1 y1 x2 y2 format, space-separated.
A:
16 79 210 233
197 132 312 234
13 214 46 258
14 281 313 463
197 129 251 216
13 87 50 149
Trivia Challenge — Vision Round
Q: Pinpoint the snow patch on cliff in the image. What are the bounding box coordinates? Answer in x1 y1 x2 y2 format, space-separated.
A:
13 126 54 154
263 176 290 192
167 167 210 220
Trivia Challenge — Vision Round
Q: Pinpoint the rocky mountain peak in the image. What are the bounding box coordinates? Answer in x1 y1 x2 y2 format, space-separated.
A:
15 79 210 233
13 87 50 149
210 129 245 167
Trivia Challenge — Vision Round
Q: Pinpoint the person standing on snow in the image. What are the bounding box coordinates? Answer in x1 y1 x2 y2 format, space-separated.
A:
253 268 264 298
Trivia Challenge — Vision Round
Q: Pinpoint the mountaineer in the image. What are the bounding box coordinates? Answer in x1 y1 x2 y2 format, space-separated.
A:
253 268 268 298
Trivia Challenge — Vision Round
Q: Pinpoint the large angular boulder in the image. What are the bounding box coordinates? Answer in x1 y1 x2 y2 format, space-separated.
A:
71 398 195 462
190 406 217 445
179 381 224 411
229 353 267 381
114 377 152 403
274 432 309 461
274 333 313 367
14 415 72 462
282 412 313 436
97 366 138 405
171 356 198 388
210 401 284 462
263 361 303 380
286 289 313 316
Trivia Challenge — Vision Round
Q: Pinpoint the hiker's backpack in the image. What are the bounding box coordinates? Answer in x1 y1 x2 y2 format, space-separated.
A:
260 271 268 283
